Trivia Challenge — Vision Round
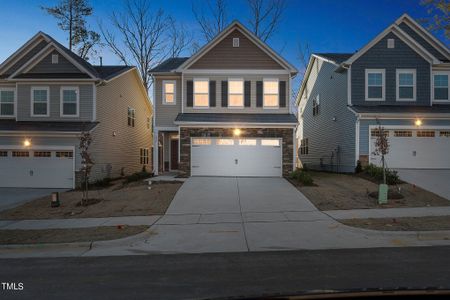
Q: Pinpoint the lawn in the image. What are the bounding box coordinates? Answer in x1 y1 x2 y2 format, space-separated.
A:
293 171 450 210
0 179 183 220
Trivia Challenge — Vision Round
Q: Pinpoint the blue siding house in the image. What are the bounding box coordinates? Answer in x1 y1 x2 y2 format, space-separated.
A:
296 14 450 172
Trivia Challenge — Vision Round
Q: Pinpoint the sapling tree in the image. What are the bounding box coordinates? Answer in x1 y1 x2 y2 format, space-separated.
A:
372 123 390 185
79 130 94 205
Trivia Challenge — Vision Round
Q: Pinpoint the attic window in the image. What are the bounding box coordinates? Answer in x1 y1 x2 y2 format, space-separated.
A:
232 38 239 47
387 39 395 49
52 54 59 64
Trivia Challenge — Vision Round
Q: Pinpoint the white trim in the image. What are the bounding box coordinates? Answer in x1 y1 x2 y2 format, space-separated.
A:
355 117 360 165
30 86 50 117
181 73 184 113
178 126 181 164
0 33 45 73
365 69 385 101
178 123 296 128
162 80 177 105
92 83 97 121
0 87 16 118
13 79 96 83
263 78 279 109
227 78 244 108
153 128 159 175
311 54 340 66
431 70 450 103
369 124 450 130
0 131 81 137
193 78 210 108
396 69 416 101
347 66 352 106
168 135 179 171
358 114 450 120
182 69 290 75
60 86 80 117
292 129 297 169
8 44 54 79
155 126 179 131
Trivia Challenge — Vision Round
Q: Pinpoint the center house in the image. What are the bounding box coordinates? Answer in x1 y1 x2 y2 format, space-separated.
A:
150 21 298 177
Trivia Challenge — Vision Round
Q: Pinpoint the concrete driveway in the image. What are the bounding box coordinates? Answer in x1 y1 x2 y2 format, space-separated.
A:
396 169 450 200
0 188 67 212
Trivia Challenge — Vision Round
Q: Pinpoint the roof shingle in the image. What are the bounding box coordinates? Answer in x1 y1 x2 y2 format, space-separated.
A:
149 57 190 73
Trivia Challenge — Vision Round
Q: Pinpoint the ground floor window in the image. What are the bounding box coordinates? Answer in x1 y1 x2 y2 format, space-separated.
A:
140 148 149 164
300 138 309 155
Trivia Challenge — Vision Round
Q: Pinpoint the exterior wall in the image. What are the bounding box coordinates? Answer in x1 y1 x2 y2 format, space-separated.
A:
154 75 181 127
189 29 283 70
351 32 431 106
179 127 294 176
16 83 94 121
28 50 84 74
299 59 356 173
3 40 49 75
91 70 153 181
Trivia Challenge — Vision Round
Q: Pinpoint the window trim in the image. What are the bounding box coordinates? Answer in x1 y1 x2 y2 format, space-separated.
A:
0 87 16 118
396 69 416 101
127 106 136 127
31 86 50 117
193 78 210 109
263 78 279 109
162 80 176 105
60 86 80 117
140 148 149 165
432 71 450 103
227 78 244 108
365 69 385 101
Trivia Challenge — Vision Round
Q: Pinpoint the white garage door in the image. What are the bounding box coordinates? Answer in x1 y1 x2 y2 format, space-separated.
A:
0 149 74 188
370 128 450 169
191 137 282 177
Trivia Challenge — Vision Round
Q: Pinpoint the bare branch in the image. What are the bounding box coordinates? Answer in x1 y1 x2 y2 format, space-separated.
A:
247 0 287 42
192 0 228 42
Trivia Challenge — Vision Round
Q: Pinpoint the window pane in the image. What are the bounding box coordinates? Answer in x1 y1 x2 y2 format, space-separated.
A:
368 73 382 86
1 103 14 116
1 91 14 103
261 139 280 146
435 87 448 100
229 80 243 94
399 73 413 86
34 102 47 115
434 75 448 87
33 89 47 102
63 89 77 102
216 139 234 145
165 93 174 103
368 86 382 99
399 86 413 99
264 94 278 107
194 94 209 107
264 80 278 94
229 94 243 106
63 103 77 115
194 80 208 93
192 138 211 145
239 139 256 146
164 82 174 94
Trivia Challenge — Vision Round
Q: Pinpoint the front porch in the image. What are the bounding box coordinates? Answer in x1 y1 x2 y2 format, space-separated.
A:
154 130 180 175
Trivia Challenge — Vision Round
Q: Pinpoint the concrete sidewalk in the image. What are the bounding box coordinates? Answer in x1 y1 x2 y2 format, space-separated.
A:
324 206 450 220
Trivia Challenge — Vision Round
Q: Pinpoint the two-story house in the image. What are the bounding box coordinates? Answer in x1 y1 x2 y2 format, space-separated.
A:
0 32 153 189
150 21 298 177
296 14 450 172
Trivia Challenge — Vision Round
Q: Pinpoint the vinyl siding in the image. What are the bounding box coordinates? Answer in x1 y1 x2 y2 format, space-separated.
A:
91 69 153 180
3 40 49 75
189 29 283 70
16 83 94 121
299 59 356 172
28 51 84 74
154 76 181 127
351 32 431 106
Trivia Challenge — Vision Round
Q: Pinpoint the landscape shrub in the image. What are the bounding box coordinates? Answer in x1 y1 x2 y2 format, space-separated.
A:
354 160 363 173
289 168 314 186
125 171 152 183
364 164 400 185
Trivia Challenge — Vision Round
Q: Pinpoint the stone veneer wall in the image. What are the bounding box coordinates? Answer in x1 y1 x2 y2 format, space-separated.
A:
179 127 294 176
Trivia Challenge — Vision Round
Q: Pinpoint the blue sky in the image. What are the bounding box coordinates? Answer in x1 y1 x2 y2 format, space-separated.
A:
0 0 445 71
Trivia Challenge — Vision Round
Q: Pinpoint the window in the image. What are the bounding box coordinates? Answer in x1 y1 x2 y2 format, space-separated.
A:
365 69 385 100
396 70 416 101
300 138 309 155
60 87 79 116
193 79 209 107
371 129 389 138
163 81 176 104
433 73 449 101
312 95 320 116
0 88 15 117
34 151 51 157
192 138 211 145
216 139 234 145
417 130 435 137
140 148 149 164
31 87 49 116
261 139 280 146
56 151 73 158
394 130 412 137
440 131 450 137
263 79 279 108
127 107 135 127
239 139 256 146
52 54 59 64
228 79 244 107
0 151 8 157
233 38 240 47
12 151 29 157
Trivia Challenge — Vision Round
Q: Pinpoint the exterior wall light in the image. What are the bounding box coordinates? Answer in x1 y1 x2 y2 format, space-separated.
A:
23 139 31 147
233 128 241 136
414 119 422 127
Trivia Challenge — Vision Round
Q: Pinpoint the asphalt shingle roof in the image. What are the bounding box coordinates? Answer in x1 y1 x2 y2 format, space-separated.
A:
93 65 134 81
175 113 298 124
314 53 354 64
149 57 190 73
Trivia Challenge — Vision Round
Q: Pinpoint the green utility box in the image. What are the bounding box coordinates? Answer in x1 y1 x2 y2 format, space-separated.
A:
378 184 388 204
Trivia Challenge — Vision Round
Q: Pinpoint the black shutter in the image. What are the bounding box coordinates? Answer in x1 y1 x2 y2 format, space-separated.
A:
187 80 193 107
256 81 263 107
244 81 251 107
221 81 228 107
209 81 216 107
279 81 286 107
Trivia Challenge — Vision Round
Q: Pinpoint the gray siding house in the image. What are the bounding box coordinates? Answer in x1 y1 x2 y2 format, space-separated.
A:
0 32 153 188
297 14 450 172
150 21 298 177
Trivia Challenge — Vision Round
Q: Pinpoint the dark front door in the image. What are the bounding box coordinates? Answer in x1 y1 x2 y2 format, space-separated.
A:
170 139 179 170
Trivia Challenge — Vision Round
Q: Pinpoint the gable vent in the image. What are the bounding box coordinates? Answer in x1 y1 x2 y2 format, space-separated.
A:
387 38 395 49
232 38 240 47
52 54 59 64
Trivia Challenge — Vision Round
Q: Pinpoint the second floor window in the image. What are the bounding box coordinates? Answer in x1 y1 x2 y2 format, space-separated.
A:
163 81 175 104
194 79 209 107
31 87 49 117
365 69 385 101
0 89 14 117
61 87 79 116
397 69 416 101
263 79 279 108
312 95 320 116
128 107 135 127
228 79 244 107
433 73 449 101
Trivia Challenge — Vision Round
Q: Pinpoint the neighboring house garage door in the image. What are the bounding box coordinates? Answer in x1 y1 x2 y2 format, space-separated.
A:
369 128 450 169
191 137 282 177
0 148 74 188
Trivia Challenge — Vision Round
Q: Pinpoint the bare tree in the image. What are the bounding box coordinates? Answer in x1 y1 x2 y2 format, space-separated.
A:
420 0 450 41
192 0 228 42
79 130 94 205
372 121 390 185
167 17 193 58
291 42 312 114
247 0 287 42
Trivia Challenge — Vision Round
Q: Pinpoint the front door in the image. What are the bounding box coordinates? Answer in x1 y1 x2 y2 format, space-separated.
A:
170 139 179 170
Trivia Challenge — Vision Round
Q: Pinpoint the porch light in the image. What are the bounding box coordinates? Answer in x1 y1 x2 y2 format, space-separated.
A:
23 139 31 147
414 119 422 127
233 128 241 136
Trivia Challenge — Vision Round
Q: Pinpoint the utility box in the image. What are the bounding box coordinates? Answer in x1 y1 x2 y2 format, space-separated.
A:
378 184 388 204
51 192 60 207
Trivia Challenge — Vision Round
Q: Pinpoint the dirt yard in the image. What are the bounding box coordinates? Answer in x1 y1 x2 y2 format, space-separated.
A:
341 216 450 231
0 225 150 245
295 171 450 210
0 180 183 220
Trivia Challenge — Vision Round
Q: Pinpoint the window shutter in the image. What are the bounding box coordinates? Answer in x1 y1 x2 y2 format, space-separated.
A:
187 80 193 107
279 81 286 107
209 81 216 107
256 81 263 107
221 81 228 107
244 81 251 107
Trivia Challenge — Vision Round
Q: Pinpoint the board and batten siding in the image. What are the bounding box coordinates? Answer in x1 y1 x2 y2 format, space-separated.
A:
351 32 430 106
299 59 356 172
91 69 153 181
16 83 94 121
3 40 49 75
182 74 290 114
154 76 181 127
28 51 84 74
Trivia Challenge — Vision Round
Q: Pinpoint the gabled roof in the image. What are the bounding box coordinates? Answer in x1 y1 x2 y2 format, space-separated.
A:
313 53 353 64
93 65 134 81
149 57 189 73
